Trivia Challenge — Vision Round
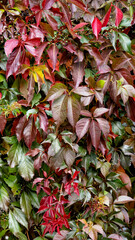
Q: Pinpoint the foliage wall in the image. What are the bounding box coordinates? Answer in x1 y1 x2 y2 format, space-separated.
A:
0 0 135 239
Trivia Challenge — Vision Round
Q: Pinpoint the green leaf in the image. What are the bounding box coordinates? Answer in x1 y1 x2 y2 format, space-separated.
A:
20 192 32 219
3 136 17 145
18 155 34 181
7 143 22 168
9 210 21 235
101 162 111 177
0 74 6 82
13 207 28 229
28 191 40 209
119 33 132 54
0 230 8 238
32 93 41 107
0 186 10 212
4 175 21 195
16 232 28 240
48 138 61 157
112 121 124 135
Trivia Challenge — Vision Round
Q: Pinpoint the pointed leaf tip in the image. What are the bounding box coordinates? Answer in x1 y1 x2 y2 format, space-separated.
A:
92 17 102 39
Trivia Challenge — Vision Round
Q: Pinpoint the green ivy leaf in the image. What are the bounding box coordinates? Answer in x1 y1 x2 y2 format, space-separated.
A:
119 33 132 54
16 232 28 240
13 207 28 229
0 186 10 212
18 155 34 181
9 210 21 235
20 192 32 219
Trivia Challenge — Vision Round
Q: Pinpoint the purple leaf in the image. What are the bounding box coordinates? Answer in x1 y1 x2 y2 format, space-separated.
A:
6 47 22 79
96 118 110 138
39 111 48 132
23 116 37 149
52 94 68 126
72 62 85 88
89 120 101 150
76 118 90 141
67 95 81 127
93 108 109 117
47 44 59 72
16 115 27 142
73 86 93 96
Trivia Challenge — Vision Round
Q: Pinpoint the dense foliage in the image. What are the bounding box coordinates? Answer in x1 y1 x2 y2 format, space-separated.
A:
0 0 135 239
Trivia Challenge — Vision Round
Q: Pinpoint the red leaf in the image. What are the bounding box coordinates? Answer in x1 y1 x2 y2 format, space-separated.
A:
26 148 40 157
6 47 22 79
115 6 123 27
47 44 59 72
39 111 48 132
58 1 72 27
23 116 37 148
76 118 90 141
25 45 36 56
42 0 55 10
89 120 101 150
72 62 85 88
0 114 7 135
4 39 19 57
45 13 58 30
25 38 41 47
0 92 2 99
33 177 44 187
102 6 111 27
72 22 88 31
35 42 48 64
92 17 102 39
16 115 27 142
